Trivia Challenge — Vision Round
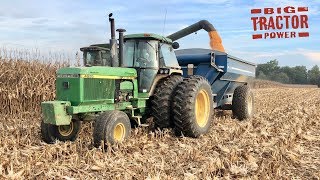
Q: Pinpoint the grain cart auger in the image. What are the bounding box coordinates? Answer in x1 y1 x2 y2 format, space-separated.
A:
40 16 256 147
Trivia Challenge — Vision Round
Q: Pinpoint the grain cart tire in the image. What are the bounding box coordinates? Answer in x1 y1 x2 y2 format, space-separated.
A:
40 121 55 144
93 111 131 147
232 85 254 120
173 75 213 137
41 120 81 143
151 75 183 128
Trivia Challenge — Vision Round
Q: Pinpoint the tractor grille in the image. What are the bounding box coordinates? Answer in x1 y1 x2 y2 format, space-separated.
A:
83 78 115 101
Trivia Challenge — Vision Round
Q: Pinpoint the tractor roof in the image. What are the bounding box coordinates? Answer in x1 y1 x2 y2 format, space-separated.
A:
124 33 173 44
80 44 110 51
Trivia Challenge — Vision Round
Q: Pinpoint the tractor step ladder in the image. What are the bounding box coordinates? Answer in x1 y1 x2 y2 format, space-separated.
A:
126 106 149 127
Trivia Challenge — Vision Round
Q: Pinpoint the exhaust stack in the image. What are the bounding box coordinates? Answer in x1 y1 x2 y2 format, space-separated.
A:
116 29 126 67
109 13 119 67
167 20 225 52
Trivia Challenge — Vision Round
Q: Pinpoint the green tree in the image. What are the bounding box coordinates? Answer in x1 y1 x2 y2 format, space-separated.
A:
292 66 308 84
308 65 320 85
272 72 290 83
256 59 279 77
280 66 294 83
257 71 267 80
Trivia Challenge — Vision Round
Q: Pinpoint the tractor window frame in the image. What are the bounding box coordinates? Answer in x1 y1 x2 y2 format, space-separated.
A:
123 40 159 69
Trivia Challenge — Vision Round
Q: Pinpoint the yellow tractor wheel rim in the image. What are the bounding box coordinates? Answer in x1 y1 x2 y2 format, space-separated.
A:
113 123 125 141
195 89 210 127
58 122 74 137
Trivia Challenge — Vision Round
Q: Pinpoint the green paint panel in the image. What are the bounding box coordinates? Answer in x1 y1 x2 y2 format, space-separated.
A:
68 102 132 114
41 101 72 125
57 66 137 77
138 93 149 98
56 78 82 105
131 99 147 108
83 78 115 101
120 81 134 90
124 33 173 44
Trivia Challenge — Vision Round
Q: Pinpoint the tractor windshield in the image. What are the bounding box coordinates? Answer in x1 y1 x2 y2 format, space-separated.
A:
123 40 158 68
83 50 101 66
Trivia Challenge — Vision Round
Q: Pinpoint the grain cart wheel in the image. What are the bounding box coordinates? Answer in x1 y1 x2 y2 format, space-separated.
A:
151 75 183 128
41 120 81 143
93 111 131 147
173 75 213 137
232 85 254 120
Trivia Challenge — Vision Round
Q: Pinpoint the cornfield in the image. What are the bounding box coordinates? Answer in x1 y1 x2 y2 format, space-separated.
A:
0 51 319 179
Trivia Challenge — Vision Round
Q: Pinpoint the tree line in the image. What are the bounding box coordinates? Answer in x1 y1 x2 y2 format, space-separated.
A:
256 59 320 86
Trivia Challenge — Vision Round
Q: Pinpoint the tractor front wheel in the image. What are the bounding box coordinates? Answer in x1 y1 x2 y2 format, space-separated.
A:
40 120 81 143
93 111 131 148
173 75 213 137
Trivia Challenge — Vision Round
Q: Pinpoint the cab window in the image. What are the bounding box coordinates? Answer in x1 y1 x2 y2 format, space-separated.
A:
123 40 158 68
160 43 179 68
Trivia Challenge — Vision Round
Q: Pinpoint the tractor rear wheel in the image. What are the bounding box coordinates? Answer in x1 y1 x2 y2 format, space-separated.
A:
40 120 81 143
173 75 213 137
93 110 131 148
151 75 183 128
232 85 254 120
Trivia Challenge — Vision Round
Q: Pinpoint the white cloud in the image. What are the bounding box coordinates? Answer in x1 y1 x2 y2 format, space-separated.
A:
299 49 320 63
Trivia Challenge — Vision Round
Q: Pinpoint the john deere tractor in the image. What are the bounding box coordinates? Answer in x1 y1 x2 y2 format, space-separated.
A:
41 14 255 147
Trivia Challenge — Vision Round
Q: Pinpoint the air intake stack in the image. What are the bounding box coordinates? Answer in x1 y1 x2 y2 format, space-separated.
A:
109 13 119 67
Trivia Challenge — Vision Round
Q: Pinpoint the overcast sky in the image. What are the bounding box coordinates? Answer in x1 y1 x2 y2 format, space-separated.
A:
0 0 319 67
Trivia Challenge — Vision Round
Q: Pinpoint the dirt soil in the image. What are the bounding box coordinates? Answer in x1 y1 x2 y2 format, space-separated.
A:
1 87 320 179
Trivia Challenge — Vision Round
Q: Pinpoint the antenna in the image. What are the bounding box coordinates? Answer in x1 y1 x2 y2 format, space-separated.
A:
162 8 167 36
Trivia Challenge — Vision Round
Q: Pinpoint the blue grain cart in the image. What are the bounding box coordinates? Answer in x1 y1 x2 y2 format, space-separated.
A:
176 48 256 110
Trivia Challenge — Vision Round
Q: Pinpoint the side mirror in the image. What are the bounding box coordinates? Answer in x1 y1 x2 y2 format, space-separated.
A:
172 42 180 49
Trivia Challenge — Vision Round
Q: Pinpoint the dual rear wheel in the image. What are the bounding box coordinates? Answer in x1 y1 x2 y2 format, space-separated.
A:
151 75 214 137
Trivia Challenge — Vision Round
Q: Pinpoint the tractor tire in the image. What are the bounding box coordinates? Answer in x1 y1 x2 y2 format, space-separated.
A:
232 85 254 120
93 111 131 148
41 120 81 143
151 75 183 128
40 121 55 144
173 75 213 137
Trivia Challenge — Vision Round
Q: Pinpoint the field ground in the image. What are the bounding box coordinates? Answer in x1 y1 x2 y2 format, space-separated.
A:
1 87 320 179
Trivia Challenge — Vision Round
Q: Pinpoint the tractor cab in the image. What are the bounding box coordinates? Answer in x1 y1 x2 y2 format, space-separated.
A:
80 44 112 66
123 33 182 92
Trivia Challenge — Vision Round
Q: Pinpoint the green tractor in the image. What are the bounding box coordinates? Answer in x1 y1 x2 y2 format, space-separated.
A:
41 30 191 146
41 15 190 147
41 14 255 147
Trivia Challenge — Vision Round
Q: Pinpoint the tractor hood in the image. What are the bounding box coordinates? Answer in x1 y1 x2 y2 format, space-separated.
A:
57 66 137 78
